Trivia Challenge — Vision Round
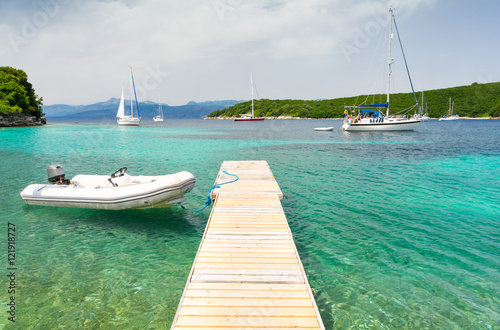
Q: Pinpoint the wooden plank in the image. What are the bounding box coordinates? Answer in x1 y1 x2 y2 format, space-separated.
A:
201 244 294 249
206 231 290 236
175 328 319 330
204 235 291 240
187 282 307 290
196 257 299 264
210 218 287 222
191 274 305 284
209 217 287 222
211 207 284 213
206 232 291 235
210 213 285 218
206 228 290 233
206 224 289 229
194 263 301 270
178 306 317 317
202 239 293 244
174 327 319 330
209 219 287 224
201 244 294 250
175 316 321 327
179 297 314 307
200 248 296 254
197 252 297 259
184 288 310 298
208 223 289 228
192 269 302 276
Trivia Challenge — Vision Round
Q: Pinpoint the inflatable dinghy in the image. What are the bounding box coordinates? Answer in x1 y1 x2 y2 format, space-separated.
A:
20 165 195 210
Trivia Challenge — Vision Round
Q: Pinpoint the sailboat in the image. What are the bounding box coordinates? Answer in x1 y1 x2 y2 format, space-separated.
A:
342 8 421 131
234 73 265 121
116 68 141 126
153 97 164 122
421 90 430 120
439 98 459 121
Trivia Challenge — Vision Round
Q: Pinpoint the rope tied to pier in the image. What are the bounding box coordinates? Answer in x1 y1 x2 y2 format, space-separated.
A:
180 170 239 212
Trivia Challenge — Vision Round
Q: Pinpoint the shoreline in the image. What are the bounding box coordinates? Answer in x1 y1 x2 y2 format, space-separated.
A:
205 116 499 120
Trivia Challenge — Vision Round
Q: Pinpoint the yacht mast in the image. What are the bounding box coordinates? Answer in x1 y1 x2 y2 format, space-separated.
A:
129 69 134 117
250 73 254 118
422 90 424 116
386 8 394 117
130 68 140 119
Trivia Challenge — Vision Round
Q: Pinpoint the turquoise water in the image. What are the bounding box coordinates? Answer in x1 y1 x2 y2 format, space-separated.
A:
1 119 499 328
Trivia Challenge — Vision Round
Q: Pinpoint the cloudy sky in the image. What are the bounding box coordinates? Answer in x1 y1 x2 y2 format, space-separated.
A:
1 0 498 106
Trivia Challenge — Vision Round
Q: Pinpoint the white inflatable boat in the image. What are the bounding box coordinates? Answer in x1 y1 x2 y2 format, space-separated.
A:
20 165 196 210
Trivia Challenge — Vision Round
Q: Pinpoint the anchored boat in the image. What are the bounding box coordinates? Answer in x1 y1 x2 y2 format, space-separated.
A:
153 95 164 122
439 98 459 121
117 68 141 126
234 73 265 121
20 165 195 210
342 8 421 132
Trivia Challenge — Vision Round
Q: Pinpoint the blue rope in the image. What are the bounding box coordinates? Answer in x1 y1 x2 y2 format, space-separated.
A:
180 170 239 212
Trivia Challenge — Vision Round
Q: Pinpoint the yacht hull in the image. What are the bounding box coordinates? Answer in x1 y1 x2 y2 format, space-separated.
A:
342 119 421 131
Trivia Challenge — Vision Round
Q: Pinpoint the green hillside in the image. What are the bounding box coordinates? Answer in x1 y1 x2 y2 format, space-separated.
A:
208 82 500 119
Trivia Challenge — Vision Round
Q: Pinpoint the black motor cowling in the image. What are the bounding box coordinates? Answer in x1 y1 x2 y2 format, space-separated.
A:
47 165 71 185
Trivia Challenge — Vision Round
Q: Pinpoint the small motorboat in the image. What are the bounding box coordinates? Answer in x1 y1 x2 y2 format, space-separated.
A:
20 165 195 210
314 127 334 131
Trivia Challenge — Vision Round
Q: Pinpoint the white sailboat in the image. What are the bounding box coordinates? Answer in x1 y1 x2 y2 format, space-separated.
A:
117 68 141 126
342 8 421 132
439 98 459 121
235 73 265 121
153 97 164 122
421 90 430 121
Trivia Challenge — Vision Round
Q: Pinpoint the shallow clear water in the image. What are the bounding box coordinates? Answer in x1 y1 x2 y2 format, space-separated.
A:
1 119 499 328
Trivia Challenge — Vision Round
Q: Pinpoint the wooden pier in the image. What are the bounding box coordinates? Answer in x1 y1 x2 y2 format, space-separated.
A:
171 161 324 329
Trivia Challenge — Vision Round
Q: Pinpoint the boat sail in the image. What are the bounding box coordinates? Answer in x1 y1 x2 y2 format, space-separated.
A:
153 96 164 122
439 97 459 121
342 8 421 131
235 73 265 121
117 68 141 126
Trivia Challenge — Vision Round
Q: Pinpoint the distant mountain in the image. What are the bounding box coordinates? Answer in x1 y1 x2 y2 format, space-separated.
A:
43 99 245 120
186 100 245 107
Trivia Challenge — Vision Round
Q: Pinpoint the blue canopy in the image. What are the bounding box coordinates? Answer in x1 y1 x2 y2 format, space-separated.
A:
358 110 383 118
356 102 389 108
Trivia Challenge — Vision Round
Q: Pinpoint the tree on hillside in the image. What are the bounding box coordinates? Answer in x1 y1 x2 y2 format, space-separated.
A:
0 66 44 118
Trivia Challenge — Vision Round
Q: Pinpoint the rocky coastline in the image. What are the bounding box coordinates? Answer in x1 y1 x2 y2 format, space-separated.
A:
0 114 46 127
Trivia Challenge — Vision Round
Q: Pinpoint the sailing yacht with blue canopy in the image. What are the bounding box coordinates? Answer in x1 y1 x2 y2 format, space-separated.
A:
342 8 421 132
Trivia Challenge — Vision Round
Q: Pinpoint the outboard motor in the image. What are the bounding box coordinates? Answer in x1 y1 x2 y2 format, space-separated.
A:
47 165 71 185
